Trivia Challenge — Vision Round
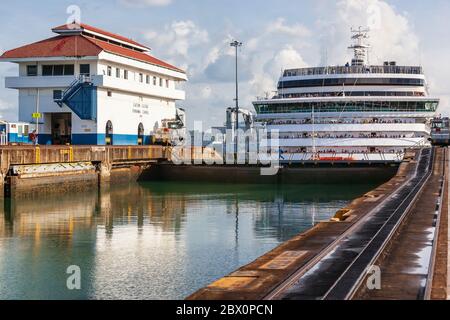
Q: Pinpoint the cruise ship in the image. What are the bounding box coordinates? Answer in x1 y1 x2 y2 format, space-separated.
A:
254 28 440 163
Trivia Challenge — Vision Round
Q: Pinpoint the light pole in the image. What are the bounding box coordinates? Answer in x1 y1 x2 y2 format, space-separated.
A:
230 40 242 160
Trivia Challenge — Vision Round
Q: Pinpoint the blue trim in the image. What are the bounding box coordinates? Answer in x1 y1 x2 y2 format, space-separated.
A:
72 134 99 145
71 134 148 146
37 134 53 145
8 133 30 144
24 133 150 146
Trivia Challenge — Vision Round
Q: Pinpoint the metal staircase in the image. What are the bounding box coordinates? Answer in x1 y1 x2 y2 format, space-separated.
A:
54 75 97 121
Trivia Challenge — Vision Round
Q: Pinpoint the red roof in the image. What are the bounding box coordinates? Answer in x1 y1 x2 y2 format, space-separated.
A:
88 37 183 73
0 35 102 59
0 35 185 73
52 23 150 50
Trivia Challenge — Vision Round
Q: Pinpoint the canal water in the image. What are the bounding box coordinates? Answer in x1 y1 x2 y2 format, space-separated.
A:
0 181 381 300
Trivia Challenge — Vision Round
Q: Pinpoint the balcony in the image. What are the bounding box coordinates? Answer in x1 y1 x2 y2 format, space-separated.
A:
5 76 77 89
5 75 186 100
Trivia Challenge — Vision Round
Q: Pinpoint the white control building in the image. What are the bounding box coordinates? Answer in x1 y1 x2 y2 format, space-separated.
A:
0 23 187 145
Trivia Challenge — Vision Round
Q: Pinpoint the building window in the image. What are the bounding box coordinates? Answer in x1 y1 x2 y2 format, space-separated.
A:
64 65 75 76
146 75 150 84
42 65 75 76
159 78 163 87
27 65 37 76
166 79 169 88
53 90 63 100
139 73 143 83
107 66 112 76
124 70 129 80
153 76 157 85
80 64 90 75
53 65 64 76
43 65 53 76
116 68 121 78
107 91 112 97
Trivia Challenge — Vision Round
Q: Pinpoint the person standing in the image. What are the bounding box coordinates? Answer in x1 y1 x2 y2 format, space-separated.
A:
28 130 38 145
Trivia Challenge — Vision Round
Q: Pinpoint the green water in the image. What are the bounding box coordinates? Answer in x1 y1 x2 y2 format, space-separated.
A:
0 181 379 300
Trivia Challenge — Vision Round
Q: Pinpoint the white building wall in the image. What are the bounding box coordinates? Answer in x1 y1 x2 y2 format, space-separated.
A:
96 88 177 144
5 51 187 145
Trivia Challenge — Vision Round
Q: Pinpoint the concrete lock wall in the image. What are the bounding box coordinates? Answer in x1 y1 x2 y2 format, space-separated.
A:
0 145 166 198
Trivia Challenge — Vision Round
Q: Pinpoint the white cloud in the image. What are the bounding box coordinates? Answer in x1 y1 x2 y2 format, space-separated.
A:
144 20 209 76
316 0 420 65
119 0 172 7
266 18 311 37
140 17 313 127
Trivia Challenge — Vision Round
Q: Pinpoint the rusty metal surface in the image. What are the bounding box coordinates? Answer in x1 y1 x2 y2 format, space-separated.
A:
0 145 166 169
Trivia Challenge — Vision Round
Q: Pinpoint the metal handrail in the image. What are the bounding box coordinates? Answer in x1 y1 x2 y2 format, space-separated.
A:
284 65 423 77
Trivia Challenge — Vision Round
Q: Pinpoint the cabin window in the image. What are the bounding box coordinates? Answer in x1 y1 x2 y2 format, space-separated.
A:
124 70 129 80
116 68 121 78
80 64 90 76
107 66 112 76
53 90 63 100
27 65 37 76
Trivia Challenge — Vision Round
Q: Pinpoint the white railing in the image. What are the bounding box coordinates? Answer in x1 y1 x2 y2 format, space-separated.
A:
0 132 7 145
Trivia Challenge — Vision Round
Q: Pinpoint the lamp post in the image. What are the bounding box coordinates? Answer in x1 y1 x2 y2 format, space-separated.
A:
230 40 242 160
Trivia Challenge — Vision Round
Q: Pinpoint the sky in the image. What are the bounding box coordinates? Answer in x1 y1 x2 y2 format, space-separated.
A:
0 0 449 128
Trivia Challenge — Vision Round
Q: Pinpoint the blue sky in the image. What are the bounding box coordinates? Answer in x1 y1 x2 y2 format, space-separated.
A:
1 0 449 127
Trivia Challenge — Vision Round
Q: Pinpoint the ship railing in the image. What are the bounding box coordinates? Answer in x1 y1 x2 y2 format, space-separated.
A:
283 65 423 77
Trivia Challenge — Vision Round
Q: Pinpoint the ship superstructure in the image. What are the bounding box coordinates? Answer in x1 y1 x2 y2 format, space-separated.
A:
254 28 439 162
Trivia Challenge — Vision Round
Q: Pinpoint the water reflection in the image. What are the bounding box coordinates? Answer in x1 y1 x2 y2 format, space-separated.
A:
0 182 378 300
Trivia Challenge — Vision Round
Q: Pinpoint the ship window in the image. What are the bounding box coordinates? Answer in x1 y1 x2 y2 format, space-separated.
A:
27 65 37 76
124 70 129 80
80 64 90 75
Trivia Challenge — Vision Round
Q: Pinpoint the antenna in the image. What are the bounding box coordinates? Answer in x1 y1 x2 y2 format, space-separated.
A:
348 26 371 66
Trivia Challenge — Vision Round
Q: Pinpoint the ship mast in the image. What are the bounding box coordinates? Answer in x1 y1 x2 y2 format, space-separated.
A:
348 27 370 66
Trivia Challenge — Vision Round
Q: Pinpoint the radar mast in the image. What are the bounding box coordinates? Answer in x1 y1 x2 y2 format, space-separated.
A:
348 27 370 66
